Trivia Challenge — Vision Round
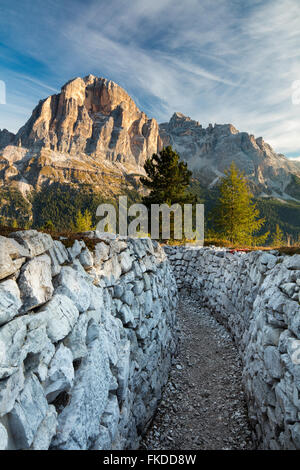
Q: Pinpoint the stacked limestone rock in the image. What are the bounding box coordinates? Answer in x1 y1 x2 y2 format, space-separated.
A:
0 231 178 450
165 245 300 450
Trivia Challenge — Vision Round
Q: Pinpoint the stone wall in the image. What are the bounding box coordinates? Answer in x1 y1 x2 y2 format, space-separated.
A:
165 245 300 450
0 231 178 450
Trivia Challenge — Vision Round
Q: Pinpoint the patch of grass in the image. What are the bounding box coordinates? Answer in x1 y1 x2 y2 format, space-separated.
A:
1 225 300 255
0 225 104 251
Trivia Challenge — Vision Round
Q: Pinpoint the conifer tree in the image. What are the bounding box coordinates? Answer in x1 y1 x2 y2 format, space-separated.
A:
141 146 194 206
74 209 93 232
140 146 195 239
272 224 284 246
213 162 268 245
42 220 55 232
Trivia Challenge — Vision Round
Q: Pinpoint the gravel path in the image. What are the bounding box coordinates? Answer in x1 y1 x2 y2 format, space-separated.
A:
140 295 255 450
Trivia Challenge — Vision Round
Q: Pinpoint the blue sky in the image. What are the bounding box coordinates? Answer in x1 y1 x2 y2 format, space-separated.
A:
0 0 299 158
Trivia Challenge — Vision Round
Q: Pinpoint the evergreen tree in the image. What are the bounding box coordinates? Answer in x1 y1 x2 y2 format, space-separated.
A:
140 146 195 239
74 209 93 232
213 162 268 245
42 220 56 232
272 224 284 246
141 146 194 206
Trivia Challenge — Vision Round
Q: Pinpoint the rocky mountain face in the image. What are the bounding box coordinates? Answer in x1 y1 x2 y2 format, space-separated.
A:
15 75 161 166
0 75 299 203
0 75 162 197
160 112 300 199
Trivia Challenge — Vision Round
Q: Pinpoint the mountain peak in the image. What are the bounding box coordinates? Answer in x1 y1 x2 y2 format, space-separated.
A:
13 75 160 165
0 74 299 202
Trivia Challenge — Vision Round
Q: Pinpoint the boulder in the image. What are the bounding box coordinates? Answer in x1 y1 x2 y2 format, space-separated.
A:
8 373 49 449
32 405 57 450
0 317 27 379
79 248 94 268
37 294 79 342
0 366 25 416
51 326 112 450
0 279 22 325
100 395 120 441
0 423 8 450
55 266 91 313
18 254 53 311
67 239 86 261
94 242 110 268
0 235 28 280
118 250 133 274
44 344 74 402
10 230 53 257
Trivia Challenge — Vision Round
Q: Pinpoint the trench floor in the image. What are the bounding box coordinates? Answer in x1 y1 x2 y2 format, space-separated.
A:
140 294 255 450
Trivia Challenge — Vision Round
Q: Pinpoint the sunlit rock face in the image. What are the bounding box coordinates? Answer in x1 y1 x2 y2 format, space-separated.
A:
0 77 299 201
160 112 300 199
15 75 162 167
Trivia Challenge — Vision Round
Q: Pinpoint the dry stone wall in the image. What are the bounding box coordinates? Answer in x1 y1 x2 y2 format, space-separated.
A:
165 245 300 450
0 231 178 450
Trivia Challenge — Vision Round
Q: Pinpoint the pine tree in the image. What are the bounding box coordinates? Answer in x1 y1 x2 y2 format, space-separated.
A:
74 209 93 232
140 146 195 239
272 224 284 246
42 220 55 232
141 146 194 206
213 162 268 246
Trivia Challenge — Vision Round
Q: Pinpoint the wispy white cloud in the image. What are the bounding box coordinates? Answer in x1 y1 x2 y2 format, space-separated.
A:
15 74 59 93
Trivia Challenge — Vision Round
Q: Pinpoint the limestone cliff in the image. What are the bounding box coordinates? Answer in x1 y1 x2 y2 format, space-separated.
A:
0 77 300 202
16 75 161 166
160 113 300 199
0 75 162 195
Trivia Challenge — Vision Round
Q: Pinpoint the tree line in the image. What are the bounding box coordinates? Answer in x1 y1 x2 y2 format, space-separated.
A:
0 145 299 246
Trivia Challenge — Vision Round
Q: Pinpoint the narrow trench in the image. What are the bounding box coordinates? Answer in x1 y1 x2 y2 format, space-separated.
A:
140 294 256 450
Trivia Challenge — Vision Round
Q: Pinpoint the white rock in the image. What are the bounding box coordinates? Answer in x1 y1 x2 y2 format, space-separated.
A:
67 239 86 261
32 405 57 450
38 294 79 342
117 340 130 403
51 326 112 450
0 235 28 280
94 242 110 268
64 313 89 360
92 425 111 450
10 230 53 257
0 279 22 325
44 344 74 402
18 254 53 311
8 373 49 449
55 266 91 313
0 317 27 379
100 395 120 441
79 248 94 268
0 366 25 416
0 423 8 450
118 250 133 273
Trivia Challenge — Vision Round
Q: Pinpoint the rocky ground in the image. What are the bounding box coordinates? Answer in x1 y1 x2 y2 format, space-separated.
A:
140 294 255 450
